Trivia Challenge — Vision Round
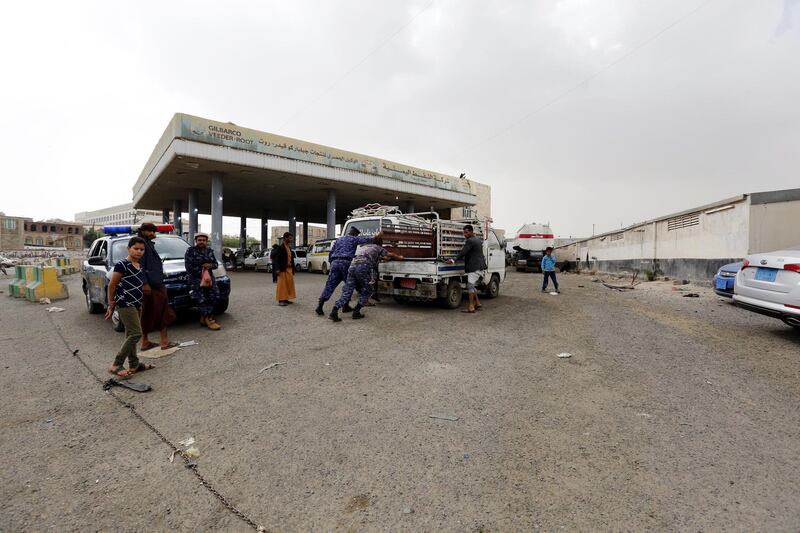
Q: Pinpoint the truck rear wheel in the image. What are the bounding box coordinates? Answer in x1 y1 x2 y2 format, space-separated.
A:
441 278 462 309
483 274 500 299
322 262 329 275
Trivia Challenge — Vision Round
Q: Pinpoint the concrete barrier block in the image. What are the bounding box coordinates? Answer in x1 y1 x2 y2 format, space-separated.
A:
25 267 69 302
9 266 35 298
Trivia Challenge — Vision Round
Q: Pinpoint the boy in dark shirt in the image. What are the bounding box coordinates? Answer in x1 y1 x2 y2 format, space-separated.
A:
106 236 154 378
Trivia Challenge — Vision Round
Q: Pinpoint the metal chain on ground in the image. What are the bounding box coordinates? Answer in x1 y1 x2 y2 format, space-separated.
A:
46 314 266 532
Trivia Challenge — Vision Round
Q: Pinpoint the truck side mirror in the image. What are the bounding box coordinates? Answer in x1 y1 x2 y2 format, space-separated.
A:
87 256 106 266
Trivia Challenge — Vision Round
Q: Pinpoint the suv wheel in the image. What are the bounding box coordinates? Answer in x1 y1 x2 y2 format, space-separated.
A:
85 285 103 314
213 299 229 314
322 262 329 275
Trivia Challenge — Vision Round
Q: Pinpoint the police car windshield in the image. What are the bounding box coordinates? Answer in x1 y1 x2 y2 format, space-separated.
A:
111 236 189 262
344 219 383 237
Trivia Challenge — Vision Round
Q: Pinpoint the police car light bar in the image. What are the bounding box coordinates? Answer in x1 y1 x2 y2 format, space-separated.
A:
102 224 175 235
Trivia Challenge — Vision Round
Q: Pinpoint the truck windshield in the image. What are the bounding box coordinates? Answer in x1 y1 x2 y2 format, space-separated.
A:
343 219 382 237
111 236 190 262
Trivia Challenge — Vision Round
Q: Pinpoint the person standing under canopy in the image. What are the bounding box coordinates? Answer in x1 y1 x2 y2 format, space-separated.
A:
137 222 177 350
274 232 297 306
185 232 222 330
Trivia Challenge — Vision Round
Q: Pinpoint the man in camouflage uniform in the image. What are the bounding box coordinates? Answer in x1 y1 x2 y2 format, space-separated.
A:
315 226 374 316
329 233 403 322
184 232 222 330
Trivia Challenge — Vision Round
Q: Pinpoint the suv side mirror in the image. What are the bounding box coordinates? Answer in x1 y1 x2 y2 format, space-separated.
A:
87 256 106 266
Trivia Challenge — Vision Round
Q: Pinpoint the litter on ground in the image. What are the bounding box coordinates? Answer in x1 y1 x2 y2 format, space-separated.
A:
139 346 181 359
178 340 199 347
178 437 196 447
549 291 559 295
259 362 286 373
557 352 572 358
45 306 65 313
39 298 51 305
429 414 459 421
184 446 201 459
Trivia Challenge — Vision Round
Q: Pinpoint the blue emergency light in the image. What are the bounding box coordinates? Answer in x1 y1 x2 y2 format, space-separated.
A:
102 224 175 235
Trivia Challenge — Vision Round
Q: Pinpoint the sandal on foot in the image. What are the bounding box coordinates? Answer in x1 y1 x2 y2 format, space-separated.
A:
133 362 155 373
110 366 135 378
160 341 179 350
140 342 158 352
461 309 476 314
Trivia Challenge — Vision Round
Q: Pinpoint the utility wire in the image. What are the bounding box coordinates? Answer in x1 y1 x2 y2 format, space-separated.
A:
448 0 714 162
278 0 436 131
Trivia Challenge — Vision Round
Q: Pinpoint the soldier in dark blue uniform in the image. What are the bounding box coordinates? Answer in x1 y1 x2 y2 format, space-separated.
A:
329 233 403 322
315 227 374 316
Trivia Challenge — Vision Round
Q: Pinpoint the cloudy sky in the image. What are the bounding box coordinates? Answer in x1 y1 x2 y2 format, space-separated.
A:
2 0 798 238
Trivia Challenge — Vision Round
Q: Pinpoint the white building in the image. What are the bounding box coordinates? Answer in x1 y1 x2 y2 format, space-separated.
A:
556 188 800 280
75 202 191 230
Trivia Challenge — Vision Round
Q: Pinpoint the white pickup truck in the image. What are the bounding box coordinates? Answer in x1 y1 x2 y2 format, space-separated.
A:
340 206 506 308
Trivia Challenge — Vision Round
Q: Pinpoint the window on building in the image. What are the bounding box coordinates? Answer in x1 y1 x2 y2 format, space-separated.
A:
25 237 32 244
50 225 56 232
2 218 17 230
667 212 701 231
36 237 43 245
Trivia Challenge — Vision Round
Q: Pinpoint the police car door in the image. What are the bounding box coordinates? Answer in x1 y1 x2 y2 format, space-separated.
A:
87 240 109 304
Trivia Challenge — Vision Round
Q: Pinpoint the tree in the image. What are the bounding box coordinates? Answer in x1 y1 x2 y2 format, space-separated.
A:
222 235 261 249
83 226 100 247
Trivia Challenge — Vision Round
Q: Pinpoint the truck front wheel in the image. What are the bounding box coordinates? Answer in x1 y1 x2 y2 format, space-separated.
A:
441 278 463 309
483 274 500 299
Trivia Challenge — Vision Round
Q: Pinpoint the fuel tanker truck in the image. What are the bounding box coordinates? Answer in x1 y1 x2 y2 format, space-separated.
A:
512 223 555 273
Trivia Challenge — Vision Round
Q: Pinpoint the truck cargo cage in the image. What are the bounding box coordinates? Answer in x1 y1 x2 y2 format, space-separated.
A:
377 216 485 261
380 223 436 259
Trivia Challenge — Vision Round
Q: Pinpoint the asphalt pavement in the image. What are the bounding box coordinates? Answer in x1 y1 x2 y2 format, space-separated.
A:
1 269 799 531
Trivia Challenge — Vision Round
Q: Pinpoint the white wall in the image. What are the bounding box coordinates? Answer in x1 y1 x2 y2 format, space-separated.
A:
653 201 749 259
749 199 800 253
557 198 750 262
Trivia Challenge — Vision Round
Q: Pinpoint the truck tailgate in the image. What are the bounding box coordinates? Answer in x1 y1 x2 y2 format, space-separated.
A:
379 262 465 277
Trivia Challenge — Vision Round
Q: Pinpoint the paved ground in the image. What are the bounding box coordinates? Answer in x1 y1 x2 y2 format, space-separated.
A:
1 269 799 531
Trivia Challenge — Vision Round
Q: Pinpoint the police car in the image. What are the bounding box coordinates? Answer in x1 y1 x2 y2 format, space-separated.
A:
81 224 231 331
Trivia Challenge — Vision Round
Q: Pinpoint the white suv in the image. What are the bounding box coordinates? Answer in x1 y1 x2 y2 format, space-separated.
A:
733 245 800 329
